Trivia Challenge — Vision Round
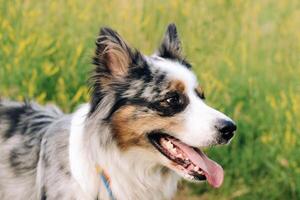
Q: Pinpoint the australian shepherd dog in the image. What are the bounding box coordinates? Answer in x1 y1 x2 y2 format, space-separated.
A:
0 24 236 200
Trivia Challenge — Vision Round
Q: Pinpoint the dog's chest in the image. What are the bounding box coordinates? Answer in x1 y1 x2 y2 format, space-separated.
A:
102 168 179 200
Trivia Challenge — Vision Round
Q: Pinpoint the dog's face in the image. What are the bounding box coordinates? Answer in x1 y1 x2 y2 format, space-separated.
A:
90 24 236 188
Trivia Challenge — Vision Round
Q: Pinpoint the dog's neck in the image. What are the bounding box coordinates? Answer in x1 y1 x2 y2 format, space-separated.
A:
69 104 179 200
96 147 179 200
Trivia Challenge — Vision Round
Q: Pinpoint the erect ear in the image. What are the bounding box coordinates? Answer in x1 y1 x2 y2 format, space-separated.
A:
90 27 145 114
157 23 183 61
93 27 135 77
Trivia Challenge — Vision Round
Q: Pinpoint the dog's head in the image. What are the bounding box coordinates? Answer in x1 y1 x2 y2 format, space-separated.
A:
90 24 236 188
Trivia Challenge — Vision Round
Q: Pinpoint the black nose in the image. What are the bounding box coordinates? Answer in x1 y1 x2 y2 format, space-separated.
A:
216 120 237 142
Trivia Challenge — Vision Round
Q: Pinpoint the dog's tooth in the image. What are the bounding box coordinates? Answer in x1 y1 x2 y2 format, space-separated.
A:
194 166 199 171
166 141 173 149
170 147 177 154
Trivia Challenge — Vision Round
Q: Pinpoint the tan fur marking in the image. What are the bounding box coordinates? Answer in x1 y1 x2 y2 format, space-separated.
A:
168 80 186 93
195 85 205 98
111 105 185 150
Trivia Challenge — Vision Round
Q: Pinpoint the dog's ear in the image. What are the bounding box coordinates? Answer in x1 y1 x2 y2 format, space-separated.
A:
93 27 138 77
90 27 146 114
157 23 183 61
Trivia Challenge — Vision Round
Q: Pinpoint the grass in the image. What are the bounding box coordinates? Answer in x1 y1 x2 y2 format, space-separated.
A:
0 0 300 199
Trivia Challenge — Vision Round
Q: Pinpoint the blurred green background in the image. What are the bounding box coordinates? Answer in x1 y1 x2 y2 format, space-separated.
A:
0 0 299 199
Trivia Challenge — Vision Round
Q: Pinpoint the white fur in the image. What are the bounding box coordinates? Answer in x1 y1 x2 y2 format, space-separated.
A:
150 56 198 89
69 104 100 200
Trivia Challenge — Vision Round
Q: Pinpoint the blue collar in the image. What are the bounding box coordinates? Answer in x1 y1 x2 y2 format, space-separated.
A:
98 168 115 200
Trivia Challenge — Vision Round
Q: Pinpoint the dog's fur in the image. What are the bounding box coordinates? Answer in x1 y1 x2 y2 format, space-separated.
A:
0 24 235 200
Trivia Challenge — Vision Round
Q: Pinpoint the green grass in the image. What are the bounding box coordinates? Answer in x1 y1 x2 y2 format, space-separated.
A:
0 0 300 199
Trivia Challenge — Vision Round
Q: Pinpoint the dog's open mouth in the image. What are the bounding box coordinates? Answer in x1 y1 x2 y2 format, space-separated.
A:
148 133 224 188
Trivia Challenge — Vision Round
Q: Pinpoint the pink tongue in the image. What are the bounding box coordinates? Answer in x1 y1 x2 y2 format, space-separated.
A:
171 140 224 188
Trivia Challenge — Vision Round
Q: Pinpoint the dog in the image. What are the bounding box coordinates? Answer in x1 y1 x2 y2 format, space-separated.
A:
0 24 236 200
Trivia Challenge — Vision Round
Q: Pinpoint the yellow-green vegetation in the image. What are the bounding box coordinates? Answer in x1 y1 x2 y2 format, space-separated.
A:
0 0 299 199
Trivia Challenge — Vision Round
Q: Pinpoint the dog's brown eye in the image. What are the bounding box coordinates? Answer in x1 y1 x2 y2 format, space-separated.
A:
151 92 188 116
165 94 181 106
